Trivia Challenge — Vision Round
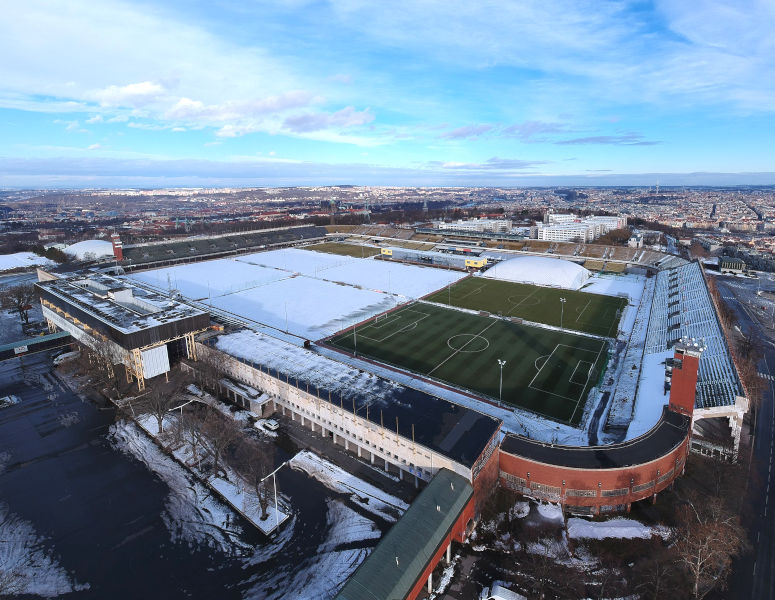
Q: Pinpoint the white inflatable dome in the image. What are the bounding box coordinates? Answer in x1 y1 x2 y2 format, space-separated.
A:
483 255 590 290
64 240 114 261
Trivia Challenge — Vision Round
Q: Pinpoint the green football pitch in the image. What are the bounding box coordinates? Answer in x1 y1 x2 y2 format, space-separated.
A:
425 277 627 337
329 303 609 425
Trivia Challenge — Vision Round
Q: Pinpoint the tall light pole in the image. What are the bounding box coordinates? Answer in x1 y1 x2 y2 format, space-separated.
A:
497 359 506 406
260 460 289 533
559 297 566 329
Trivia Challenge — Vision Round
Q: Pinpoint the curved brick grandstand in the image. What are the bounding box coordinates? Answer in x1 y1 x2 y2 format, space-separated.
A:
498 341 702 514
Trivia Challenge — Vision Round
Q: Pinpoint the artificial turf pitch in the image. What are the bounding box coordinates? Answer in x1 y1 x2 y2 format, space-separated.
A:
304 242 381 258
425 277 627 337
329 303 608 425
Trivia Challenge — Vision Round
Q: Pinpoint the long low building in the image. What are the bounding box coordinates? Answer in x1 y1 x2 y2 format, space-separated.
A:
196 329 502 515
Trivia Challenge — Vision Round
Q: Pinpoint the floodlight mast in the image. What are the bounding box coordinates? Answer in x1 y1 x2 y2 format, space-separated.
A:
497 359 506 406
559 297 567 329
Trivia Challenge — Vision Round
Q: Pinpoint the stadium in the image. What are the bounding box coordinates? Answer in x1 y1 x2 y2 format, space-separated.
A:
34 224 748 600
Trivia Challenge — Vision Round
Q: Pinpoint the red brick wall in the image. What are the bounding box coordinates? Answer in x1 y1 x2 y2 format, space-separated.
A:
498 435 689 510
669 350 700 416
471 430 501 517
407 497 474 600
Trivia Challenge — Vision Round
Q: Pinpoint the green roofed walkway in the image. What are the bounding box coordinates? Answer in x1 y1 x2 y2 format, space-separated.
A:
336 469 473 600
0 331 72 361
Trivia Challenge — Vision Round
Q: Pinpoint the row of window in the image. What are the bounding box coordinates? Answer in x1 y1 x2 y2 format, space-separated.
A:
286 400 433 478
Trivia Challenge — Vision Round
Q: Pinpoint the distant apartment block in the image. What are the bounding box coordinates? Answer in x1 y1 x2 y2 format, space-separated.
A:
534 212 627 242
434 218 512 233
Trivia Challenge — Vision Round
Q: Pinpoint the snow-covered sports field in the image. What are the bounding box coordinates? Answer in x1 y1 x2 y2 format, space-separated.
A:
128 248 464 339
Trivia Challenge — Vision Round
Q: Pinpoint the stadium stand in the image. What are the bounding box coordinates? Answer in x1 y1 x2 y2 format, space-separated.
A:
121 225 327 269
645 261 742 409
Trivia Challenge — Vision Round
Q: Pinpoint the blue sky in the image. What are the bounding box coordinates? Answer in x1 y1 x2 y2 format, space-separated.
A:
1 0 774 187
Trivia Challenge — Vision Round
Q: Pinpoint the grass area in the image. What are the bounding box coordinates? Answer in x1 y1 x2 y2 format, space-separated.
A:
329 303 608 424
583 259 605 271
425 277 626 337
604 262 628 273
304 242 381 258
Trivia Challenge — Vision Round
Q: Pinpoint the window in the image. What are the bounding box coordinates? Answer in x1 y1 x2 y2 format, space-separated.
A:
632 481 654 493
530 482 561 497
601 488 629 497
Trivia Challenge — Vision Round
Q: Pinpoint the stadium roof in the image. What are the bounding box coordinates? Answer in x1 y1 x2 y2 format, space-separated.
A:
335 469 472 600
501 407 689 469
482 255 590 290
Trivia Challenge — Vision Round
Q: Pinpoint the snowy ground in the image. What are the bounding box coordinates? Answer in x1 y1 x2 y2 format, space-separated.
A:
236 248 465 297
128 248 463 339
0 251 54 272
289 450 408 522
581 272 646 301
0 502 89 597
242 497 379 600
131 412 291 536
108 420 253 555
567 517 669 540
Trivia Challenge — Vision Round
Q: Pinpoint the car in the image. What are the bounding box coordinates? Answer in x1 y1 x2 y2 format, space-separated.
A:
0 395 20 408
263 419 280 431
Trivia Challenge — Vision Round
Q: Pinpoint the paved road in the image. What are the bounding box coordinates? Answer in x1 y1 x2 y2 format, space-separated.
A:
716 276 775 600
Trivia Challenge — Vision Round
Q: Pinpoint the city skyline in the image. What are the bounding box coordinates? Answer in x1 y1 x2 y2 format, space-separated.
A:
1 1 774 187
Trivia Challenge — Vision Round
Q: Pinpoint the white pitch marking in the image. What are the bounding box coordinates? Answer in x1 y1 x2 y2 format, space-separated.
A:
428 319 498 377
576 299 592 322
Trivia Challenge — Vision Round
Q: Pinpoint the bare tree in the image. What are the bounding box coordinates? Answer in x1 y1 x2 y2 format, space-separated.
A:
137 367 193 434
0 283 36 324
193 350 224 395
673 456 749 599
235 438 276 521
178 409 208 471
201 409 241 479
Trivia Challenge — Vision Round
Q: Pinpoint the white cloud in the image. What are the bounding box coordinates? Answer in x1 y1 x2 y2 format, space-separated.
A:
281 106 374 133
0 0 299 112
93 81 166 107
87 143 102 150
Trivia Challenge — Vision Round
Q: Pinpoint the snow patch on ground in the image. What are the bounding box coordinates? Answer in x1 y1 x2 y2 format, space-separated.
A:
567 517 669 540
0 502 89 597
0 251 55 271
289 450 408 522
510 501 531 520
535 503 564 522
129 248 464 339
582 273 645 301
